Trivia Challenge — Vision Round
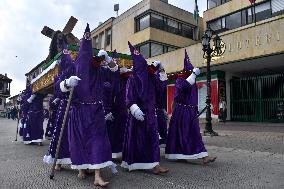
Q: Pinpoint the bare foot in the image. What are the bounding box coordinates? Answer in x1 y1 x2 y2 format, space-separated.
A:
55 164 62 171
94 177 109 187
78 170 86 180
153 165 169 174
203 156 217 164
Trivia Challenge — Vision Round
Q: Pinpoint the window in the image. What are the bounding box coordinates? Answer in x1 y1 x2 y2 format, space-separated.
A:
135 11 195 39
167 19 180 35
272 0 284 16
94 36 99 49
105 29 111 46
0 82 3 91
255 2 271 22
181 24 194 39
139 43 150 59
98 32 104 49
208 0 221 9
151 43 163 57
167 46 177 52
137 14 150 31
225 11 242 30
208 0 231 9
151 14 164 30
242 8 253 25
137 41 178 58
208 19 222 31
207 1 281 34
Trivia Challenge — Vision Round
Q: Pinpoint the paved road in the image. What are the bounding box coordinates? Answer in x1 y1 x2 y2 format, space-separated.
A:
0 118 283 189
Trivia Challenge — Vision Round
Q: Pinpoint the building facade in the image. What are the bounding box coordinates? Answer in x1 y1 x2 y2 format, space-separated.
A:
148 0 284 122
0 74 12 112
91 0 203 58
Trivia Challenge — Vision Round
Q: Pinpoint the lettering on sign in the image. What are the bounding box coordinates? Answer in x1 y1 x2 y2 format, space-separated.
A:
226 30 281 53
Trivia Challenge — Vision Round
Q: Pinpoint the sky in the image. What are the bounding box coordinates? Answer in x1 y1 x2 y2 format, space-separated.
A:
0 0 207 97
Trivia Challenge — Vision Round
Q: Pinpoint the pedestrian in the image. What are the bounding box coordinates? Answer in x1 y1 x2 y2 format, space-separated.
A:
165 50 217 164
219 98 227 122
43 48 74 170
59 24 116 187
100 49 132 159
121 42 169 174
22 84 45 146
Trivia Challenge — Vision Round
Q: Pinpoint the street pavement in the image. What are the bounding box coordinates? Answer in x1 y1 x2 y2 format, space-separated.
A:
0 118 283 189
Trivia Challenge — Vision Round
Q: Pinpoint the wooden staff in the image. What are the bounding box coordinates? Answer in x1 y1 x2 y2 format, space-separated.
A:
50 88 74 179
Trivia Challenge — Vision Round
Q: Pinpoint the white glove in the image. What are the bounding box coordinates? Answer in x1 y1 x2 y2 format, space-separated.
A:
52 98 60 104
152 61 161 67
66 76 81 87
27 94 36 103
105 112 114 121
193 67 201 76
186 73 196 85
98 50 112 63
130 104 145 122
120 67 131 74
159 72 168 81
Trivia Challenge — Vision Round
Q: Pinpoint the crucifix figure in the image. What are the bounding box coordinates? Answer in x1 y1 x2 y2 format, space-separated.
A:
41 16 80 61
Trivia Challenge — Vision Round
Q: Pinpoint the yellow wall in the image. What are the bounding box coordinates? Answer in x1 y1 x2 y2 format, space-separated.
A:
203 0 266 24
148 16 284 73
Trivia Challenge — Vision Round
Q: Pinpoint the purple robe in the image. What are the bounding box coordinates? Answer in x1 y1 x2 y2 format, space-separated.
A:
19 90 29 138
104 71 128 158
156 81 168 145
23 85 44 144
165 78 208 159
43 55 74 165
44 96 58 139
66 26 114 170
121 74 166 170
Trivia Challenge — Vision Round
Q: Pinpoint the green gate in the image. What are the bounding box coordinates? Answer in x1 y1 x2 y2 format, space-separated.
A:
230 74 284 122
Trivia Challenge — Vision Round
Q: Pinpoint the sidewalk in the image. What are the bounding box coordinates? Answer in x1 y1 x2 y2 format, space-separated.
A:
0 118 283 189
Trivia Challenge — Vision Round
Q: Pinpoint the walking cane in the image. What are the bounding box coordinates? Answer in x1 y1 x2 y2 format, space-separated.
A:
15 116 20 141
50 88 74 180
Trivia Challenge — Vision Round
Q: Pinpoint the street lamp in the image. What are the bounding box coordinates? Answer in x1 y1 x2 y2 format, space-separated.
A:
202 27 223 136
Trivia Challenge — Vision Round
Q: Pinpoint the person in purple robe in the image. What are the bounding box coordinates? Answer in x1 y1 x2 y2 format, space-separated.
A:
43 49 74 170
59 24 117 187
22 84 45 145
165 50 217 164
100 49 132 159
121 42 169 174
18 89 29 138
153 61 169 146
44 77 60 140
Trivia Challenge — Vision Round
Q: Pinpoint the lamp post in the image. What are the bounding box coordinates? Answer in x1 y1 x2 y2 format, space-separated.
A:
202 27 223 136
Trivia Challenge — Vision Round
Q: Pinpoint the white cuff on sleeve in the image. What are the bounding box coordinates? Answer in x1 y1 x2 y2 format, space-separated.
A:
159 72 168 81
130 104 139 116
60 80 70 92
186 74 196 85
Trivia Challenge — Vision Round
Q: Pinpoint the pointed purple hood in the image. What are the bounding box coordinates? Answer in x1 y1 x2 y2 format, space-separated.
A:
128 41 149 101
184 49 194 71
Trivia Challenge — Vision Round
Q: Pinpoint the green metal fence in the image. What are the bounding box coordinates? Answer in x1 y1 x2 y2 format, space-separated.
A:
230 74 284 122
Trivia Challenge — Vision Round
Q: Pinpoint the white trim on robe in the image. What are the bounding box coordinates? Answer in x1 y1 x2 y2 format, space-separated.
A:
121 161 159 171
23 139 43 144
43 155 72 165
165 152 208 160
